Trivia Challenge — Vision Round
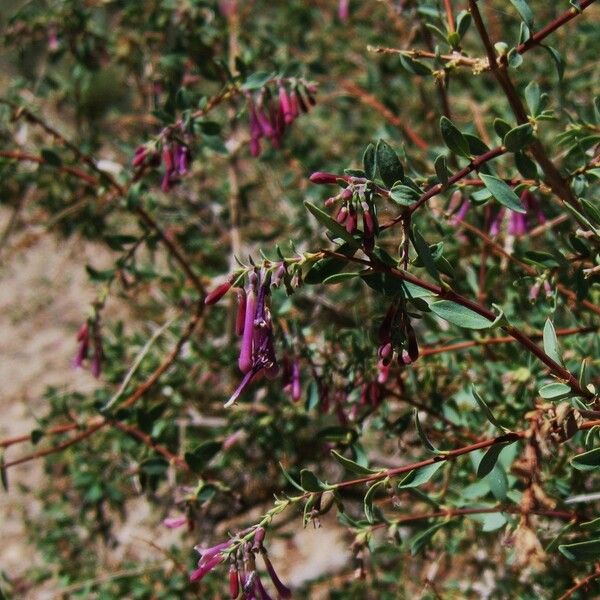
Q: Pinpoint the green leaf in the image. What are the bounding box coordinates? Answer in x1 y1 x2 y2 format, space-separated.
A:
322 272 361 285
571 448 600 472
0 451 7 492
331 450 379 475
278 462 304 492
376 140 404 187
464 134 490 156
456 10 472 39
399 54 432 76
411 228 440 282
300 468 328 492
543 319 563 365
559 538 600 561
440 116 470 158
471 511 508 532
389 184 420 206
581 199 600 226
429 300 492 329
515 151 538 179
543 45 564 80
486 463 508 500
472 387 509 431
140 456 169 475
509 0 534 27
478 443 513 478
364 481 385 523
524 81 541 116
414 409 442 454
304 201 360 250
242 71 274 90
539 382 572 400
363 143 376 180
41 148 62 167
503 123 534 152
398 461 445 488
184 441 222 472
434 155 449 185
480 173 526 213
30 429 45 445
409 521 451 555
493 118 512 139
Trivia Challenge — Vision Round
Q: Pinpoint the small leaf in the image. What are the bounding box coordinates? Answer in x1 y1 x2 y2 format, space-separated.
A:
300 468 326 492
331 450 379 475
471 512 508 532
364 481 385 523
440 116 470 158
493 118 512 139
184 441 221 472
509 0 534 27
0 451 7 492
304 201 360 249
399 54 432 76
524 81 541 116
41 148 62 167
515 151 538 179
434 155 449 184
30 429 45 445
409 521 451 555
543 45 564 80
543 319 563 365
429 300 492 329
472 387 509 431
456 10 472 39
414 409 441 454
398 461 445 488
242 71 274 90
389 184 420 206
571 448 600 472
478 443 513 478
480 173 526 213
559 538 600 561
279 462 304 492
376 140 404 187
363 143 376 180
322 272 361 285
486 463 508 500
503 123 535 152
411 228 440 282
539 382 572 400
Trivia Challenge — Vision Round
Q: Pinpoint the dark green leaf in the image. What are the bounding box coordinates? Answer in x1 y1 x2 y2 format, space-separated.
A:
478 443 512 478
279 462 304 492
399 54 432 76
493 118 512 139
376 140 404 187
364 481 385 523
409 521 451 555
389 184 420 206
398 461 445 488
331 450 379 475
242 71 273 90
440 116 470 158
503 123 535 152
509 0 534 27
515 151 538 179
472 387 509 431
434 155 449 185
480 173 526 213
41 148 62 167
185 441 221 472
322 272 361 284
456 10 472 39
571 448 600 472
524 81 541 116
411 228 440 282
414 409 441 454
304 201 360 250
539 382 572 400
543 319 562 365
429 300 492 329
363 143 376 180
559 538 600 561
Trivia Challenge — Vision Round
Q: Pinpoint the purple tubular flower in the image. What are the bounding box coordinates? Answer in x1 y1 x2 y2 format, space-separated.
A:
450 200 470 226
338 0 350 22
271 262 287 288
291 359 301 402
236 288 247 336
336 205 348 224
254 572 275 600
400 349 412 365
529 281 541 302
132 145 147 167
261 552 292 599
252 526 266 550
252 281 279 379
544 280 553 298
489 208 506 236
309 171 339 185
229 565 240 599
163 516 187 529
205 281 232 305
73 322 89 369
238 274 258 373
279 85 294 125
377 360 390 384
161 171 172 193
175 145 190 175
289 90 300 119
508 211 527 236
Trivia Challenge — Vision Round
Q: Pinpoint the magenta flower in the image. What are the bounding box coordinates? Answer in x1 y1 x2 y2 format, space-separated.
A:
190 540 231 583
73 323 90 369
338 0 350 22
73 316 103 378
205 280 233 305
163 516 187 529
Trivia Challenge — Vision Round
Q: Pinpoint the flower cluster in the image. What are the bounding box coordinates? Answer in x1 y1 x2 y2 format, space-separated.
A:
310 172 378 251
204 261 304 407
73 314 103 378
376 300 419 383
190 527 291 599
133 137 191 193
247 79 317 157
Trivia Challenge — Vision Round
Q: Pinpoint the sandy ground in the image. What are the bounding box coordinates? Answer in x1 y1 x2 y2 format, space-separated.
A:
0 225 348 598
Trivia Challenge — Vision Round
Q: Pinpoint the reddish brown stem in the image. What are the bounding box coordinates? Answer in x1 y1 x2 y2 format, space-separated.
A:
557 564 600 600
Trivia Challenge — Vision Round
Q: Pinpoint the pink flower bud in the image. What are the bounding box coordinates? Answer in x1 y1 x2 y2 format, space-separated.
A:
544 280 553 298
235 288 247 336
229 565 240 599
205 281 232 305
336 205 348 224
309 172 339 185
529 281 541 302
163 516 187 529
338 0 350 22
